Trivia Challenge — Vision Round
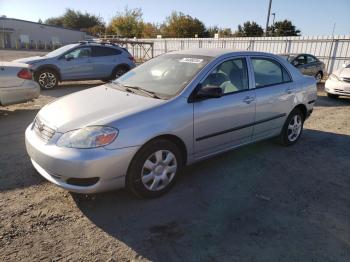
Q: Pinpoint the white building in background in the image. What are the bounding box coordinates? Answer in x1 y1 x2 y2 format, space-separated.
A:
0 17 90 48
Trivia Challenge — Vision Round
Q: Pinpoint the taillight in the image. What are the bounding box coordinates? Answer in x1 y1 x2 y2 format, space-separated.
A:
128 56 135 63
17 68 32 80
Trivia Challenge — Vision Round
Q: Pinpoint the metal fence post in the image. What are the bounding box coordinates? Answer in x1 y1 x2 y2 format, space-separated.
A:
328 39 339 74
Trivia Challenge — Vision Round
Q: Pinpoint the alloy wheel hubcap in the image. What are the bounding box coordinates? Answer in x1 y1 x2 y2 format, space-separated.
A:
141 150 177 191
287 114 302 142
38 72 56 89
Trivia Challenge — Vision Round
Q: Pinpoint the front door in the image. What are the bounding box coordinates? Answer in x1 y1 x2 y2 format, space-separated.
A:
59 46 94 80
193 57 256 159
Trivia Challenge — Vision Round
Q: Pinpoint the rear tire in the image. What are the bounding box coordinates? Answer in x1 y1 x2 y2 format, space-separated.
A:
279 108 304 146
36 69 58 90
126 139 183 198
327 93 339 99
111 66 129 80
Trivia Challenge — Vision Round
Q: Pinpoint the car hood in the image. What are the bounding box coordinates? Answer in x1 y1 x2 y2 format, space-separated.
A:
37 84 165 133
333 67 350 78
13 56 47 64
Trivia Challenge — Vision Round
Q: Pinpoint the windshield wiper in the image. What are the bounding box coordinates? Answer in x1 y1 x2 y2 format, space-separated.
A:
123 85 162 99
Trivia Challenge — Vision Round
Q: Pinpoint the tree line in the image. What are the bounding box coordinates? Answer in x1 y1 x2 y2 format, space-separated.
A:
43 8 301 38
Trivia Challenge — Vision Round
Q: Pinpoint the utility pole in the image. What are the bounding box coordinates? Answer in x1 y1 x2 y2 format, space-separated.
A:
265 0 272 36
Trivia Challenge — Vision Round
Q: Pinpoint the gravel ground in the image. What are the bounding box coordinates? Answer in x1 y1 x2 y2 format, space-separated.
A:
0 50 349 262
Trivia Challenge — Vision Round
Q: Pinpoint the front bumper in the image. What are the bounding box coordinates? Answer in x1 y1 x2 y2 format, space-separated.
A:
25 124 140 194
325 79 350 97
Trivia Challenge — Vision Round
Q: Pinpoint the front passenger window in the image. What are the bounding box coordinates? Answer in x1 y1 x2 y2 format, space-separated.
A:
201 58 249 94
65 47 92 59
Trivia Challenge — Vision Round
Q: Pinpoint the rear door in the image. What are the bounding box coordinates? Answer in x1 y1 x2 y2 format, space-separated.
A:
305 55 319 76
92 46 122 78
58 46 94 80
250 57 295 141
193 57 256 159
293 55 308 75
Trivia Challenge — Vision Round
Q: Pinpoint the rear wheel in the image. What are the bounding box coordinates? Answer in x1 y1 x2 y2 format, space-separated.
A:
112 66 129 80
280 108 304 146
127 139 183 198
327 93 339 99
36 69 58 89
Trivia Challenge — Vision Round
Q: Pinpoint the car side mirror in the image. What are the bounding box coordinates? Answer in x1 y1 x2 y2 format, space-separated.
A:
195 85 223 100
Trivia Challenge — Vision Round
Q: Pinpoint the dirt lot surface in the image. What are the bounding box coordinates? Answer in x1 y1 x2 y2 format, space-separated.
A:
0 50 349 261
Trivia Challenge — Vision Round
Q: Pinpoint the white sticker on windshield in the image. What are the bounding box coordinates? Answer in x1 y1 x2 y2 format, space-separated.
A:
178 58 204 64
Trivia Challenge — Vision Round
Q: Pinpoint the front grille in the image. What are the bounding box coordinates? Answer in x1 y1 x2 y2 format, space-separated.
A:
342 77 350 83
33 118 56 141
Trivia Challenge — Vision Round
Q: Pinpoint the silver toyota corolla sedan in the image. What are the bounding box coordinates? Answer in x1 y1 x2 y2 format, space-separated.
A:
25 49 317 198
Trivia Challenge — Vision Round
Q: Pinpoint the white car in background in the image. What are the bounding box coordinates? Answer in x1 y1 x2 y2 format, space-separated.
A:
0 62 40 106
325 63 350 98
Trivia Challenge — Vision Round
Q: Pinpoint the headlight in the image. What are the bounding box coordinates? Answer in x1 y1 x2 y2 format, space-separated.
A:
56 126 118 149
329 74 340 81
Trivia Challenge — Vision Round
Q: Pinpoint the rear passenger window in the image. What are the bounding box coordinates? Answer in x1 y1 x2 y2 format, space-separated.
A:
252 58 291 88
306 55 317 63
93 46 121 57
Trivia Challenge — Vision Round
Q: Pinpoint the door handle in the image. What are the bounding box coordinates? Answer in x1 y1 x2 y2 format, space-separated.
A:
243 96 255 104
285 88 293 94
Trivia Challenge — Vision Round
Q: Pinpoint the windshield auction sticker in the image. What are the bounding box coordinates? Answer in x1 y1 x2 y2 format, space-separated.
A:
178 58 204 64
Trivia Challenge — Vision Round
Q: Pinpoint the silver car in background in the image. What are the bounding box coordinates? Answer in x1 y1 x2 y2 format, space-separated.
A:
25 49 317 198
280 53 325 83
0 62 40 106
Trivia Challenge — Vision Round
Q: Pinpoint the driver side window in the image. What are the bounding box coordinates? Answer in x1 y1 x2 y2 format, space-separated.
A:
201 58 249 94
65 47 92 59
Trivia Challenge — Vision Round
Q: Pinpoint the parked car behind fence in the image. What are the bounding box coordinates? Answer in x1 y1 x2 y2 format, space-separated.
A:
280 53 325 83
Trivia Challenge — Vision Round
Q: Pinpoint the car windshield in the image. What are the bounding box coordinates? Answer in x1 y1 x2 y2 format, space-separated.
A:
113 53 213 98
45 44 80 58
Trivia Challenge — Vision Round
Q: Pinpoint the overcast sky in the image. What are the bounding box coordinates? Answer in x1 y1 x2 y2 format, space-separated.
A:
1 0 350 36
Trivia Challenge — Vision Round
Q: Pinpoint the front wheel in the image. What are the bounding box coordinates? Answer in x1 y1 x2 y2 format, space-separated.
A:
126 139 183 198
280 108 304 146
36 69 58 89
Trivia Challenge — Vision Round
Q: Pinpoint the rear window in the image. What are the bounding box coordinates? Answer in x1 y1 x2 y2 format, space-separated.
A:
92 46 121 57
252 58 291 88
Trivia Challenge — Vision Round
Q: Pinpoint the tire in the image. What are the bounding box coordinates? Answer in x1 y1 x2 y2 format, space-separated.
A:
327 93 339 99
36 69 58 89
279 108 305 146
126 139 183 198
315 71 323 83
111 66 129 80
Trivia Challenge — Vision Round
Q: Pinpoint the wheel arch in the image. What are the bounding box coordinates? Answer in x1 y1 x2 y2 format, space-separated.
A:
35 64 61 81
133 134 188 167
292 104 307 120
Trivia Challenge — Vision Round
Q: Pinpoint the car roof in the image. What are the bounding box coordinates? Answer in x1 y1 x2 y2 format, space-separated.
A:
170 48 280 58
79 42 124 50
